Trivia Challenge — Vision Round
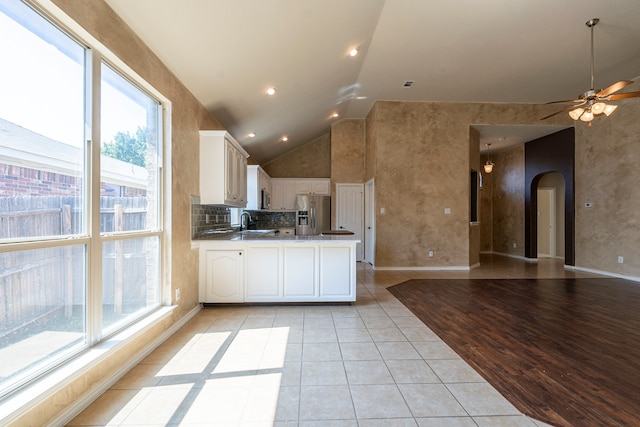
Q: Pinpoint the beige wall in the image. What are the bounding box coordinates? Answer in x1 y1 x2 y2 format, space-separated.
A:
262 133 331 178
331 119 365 184
491 146 525 257
364 104 378 182
13 0 224 424
575 96 640 277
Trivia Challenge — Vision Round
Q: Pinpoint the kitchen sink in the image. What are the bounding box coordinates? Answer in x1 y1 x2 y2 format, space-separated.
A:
239 229 276 235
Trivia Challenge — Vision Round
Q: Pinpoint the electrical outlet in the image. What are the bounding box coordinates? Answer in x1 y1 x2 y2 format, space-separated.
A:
618 256 624 264
444 208 451 215
205 214 210 224
175 288 181 301
513 243 517 248
428 250 434 257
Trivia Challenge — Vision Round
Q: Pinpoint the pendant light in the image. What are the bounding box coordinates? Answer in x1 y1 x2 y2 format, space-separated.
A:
483 143 494 174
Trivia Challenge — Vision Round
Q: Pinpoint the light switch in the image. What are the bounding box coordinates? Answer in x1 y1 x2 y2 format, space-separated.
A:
380 207 386 215
444 208 451 215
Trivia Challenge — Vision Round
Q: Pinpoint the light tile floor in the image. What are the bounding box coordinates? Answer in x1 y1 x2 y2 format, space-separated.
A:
68 255 596 426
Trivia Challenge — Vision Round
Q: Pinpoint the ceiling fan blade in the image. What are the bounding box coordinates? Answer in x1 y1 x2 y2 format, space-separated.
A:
540 102 587 120
606 91 640 101
545 98 583 105
597 80 634 97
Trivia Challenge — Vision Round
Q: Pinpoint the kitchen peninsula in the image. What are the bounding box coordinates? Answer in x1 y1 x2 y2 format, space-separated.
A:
194 230 359 303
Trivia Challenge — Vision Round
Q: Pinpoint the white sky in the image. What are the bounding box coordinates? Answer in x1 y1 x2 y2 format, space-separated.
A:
0 10 146 148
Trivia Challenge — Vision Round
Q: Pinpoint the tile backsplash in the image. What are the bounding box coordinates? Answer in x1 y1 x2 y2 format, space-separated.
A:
191 196 296 238
191 196 231 238
245 210 295 230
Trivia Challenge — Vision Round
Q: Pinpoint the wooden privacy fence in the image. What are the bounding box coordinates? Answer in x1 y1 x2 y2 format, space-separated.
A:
0 196 148 337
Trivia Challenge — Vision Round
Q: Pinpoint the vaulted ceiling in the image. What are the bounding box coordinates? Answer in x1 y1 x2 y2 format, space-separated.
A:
104 0 640 163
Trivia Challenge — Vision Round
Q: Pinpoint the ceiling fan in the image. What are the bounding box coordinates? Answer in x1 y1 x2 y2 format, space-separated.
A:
541 18 640 122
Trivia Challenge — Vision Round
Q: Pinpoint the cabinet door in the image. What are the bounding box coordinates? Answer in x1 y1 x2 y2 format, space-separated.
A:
237 152 247 205
311 180 330 195
203 250 244 302
283 244 317 299
259 169 271 199
282 180 297 209
270 180 285 210
224 141 237 204
319 244 355 300
271 180 296 210
295 180 312 194
246 245 281 301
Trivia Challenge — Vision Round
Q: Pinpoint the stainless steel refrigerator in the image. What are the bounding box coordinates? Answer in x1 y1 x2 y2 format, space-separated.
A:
295 194 330 235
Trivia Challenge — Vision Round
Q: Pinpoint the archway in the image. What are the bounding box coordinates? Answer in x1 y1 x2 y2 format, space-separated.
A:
524 128 575 265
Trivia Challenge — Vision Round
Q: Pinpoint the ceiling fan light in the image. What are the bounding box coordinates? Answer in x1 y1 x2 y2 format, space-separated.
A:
568 108 584 120
483 161 494 174
603 104 618 116
591 102 606 114
580 110 594 122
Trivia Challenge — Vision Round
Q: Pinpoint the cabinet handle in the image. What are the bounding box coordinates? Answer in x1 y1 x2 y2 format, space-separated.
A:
239 252 242 255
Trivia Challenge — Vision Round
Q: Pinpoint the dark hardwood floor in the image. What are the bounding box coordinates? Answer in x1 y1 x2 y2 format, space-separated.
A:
388 277 640 427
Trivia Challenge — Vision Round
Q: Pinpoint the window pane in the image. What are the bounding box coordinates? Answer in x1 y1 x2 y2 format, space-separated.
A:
0 245 86 396
100 64 160 233
0 0 86 241
102 236 160 333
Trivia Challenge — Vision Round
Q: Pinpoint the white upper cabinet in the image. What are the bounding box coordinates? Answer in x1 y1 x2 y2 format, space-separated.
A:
270 179 297 210
200 130 249 207
247 165 271 210
295 179 330 195
270 178 330 210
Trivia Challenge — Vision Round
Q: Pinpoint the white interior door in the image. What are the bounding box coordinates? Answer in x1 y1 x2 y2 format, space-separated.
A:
364 179 375 265
537 187 555 258
336 183 364 261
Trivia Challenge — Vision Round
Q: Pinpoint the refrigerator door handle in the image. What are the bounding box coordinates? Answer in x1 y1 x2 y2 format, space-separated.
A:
310 206 316 231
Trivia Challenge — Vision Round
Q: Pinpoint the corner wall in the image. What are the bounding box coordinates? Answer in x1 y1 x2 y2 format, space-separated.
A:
262 133 331 178
368 101 569 268
574 94 640 278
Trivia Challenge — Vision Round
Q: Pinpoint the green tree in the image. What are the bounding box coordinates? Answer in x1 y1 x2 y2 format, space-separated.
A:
101 126 147 167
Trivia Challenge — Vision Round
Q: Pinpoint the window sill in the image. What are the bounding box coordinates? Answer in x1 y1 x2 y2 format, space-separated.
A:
0 305 178 425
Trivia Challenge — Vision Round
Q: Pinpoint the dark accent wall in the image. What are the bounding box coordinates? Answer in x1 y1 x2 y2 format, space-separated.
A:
524 128 575 265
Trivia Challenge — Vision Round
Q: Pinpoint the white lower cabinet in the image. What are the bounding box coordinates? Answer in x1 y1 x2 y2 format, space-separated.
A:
200 249 244 303
283 244 317 299
245 245 281 301
319 244 353 298
199 240 356 303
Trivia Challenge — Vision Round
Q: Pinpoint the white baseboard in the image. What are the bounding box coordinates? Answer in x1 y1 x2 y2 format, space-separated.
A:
45 304 201 427
374 265 471 271
570 265 640 283
490 251 537 262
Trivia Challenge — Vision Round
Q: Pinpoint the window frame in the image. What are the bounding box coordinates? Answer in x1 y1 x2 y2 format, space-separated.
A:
0 0 170 397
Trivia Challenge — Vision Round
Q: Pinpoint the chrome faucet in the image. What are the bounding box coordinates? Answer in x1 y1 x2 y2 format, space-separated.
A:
240 211 252 231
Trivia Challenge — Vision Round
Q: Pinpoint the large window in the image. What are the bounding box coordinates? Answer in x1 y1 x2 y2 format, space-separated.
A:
0 0 164 397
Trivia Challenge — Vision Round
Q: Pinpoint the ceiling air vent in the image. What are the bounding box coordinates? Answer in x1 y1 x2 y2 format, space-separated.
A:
403 81 414 88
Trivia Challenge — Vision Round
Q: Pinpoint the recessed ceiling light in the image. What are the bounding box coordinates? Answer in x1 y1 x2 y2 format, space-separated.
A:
248 132 256 138
265 87 276 95
349 47 359 57
331 113 339 119
281 136 288 142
